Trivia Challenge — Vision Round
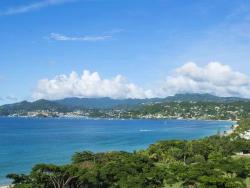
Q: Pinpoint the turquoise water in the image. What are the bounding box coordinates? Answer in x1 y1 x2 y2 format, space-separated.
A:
0 117 233 185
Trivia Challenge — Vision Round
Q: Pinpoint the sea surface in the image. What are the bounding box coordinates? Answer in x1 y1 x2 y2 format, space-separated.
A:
0 117 234 185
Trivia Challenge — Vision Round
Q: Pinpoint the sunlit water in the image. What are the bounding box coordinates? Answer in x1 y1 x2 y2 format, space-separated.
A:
0 117 234 185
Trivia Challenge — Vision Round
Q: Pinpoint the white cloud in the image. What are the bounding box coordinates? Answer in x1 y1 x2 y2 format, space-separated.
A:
32 62 250 100
158 62 250 98
1 0 77 16
0 95 19 105
49 33 112 42
33 70 153 100
6 95 18 101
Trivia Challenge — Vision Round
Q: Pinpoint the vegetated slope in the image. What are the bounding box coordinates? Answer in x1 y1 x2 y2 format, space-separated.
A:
0 99 69 115
54 97 161 109
0 93 249 116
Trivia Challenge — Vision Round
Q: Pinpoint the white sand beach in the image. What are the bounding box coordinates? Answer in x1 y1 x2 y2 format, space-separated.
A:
225 124 239 136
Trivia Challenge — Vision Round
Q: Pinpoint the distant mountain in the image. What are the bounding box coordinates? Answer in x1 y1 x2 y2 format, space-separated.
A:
162 93 250 103
55 93 250 109
55 97 161 109
0 93 249 115
0 99 69 115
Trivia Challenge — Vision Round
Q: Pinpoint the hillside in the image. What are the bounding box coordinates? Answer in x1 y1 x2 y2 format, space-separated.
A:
0 99 69 116
54 97 161 109
163 93 250 103
0 93 249 118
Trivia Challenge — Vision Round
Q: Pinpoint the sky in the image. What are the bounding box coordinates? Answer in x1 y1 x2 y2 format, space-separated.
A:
1 0 250 104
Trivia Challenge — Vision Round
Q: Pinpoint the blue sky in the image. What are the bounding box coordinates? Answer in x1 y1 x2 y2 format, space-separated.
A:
1 0 250 104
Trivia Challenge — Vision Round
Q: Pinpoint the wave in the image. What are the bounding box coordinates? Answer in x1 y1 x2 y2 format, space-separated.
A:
139 129 154 132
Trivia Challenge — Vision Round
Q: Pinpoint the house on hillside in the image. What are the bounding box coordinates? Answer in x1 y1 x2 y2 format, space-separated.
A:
236 149 250 156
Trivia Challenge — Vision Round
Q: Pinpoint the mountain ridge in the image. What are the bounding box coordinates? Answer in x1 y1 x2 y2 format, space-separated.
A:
0 93 249 116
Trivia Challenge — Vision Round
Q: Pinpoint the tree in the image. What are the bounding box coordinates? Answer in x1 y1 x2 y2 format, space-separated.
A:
6 174 31 185
31 164 76 188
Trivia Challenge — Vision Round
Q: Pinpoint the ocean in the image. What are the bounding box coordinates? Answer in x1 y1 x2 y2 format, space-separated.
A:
0 117 234 185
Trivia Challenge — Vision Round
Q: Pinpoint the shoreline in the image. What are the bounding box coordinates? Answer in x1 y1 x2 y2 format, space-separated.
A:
0 115 237 122
224 124 239 136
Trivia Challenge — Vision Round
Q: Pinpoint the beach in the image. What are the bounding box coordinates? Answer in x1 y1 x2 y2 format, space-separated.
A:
225 124 239 136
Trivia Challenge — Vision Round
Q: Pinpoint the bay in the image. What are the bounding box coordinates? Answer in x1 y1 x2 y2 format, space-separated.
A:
0 117 234 185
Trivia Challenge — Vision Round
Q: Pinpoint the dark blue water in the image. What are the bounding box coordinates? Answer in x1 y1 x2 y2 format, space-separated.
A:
0 117 233 185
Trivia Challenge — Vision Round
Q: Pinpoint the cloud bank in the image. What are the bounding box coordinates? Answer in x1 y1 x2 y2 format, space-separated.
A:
0 95 18 102
33 62 250 100
49 33 111 42
159 62 250 98
33 71 153 100
1 0 77 16
5 95 18 101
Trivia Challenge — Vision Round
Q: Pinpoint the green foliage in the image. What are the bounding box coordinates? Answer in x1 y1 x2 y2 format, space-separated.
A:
124 101 250 120
235 118 250 134
72 151 96 164
6 174 31 185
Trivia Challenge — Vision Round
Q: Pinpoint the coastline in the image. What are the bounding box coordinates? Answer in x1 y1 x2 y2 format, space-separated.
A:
224 123 239 136
0 115 237 122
